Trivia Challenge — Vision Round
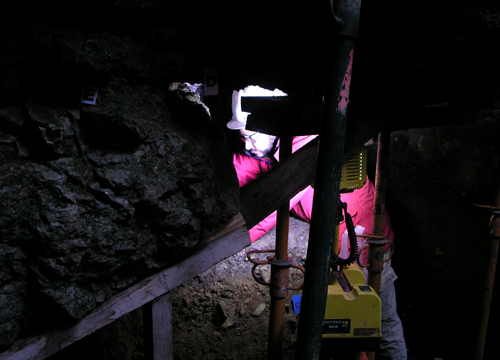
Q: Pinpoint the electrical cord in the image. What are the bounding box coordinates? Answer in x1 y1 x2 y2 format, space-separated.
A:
330 200 358 267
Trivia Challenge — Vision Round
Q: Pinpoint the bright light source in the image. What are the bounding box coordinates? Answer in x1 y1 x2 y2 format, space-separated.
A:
241 85 288 97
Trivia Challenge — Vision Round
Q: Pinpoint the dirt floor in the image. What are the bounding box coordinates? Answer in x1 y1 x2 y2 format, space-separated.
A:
170 216 310 360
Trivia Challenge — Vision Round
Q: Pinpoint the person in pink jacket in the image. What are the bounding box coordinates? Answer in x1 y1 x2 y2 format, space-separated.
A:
233 133 317 242
227 86 407 360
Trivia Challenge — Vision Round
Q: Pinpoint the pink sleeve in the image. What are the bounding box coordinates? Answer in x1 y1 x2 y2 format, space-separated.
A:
249 185 314 242
337 178 394 264
290 186 315 222
338 178 394 244
249 210 278 242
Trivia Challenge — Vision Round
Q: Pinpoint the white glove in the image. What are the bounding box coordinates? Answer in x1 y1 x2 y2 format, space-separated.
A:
226 90 251 129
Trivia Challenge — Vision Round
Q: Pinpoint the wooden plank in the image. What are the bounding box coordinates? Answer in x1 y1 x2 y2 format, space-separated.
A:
143 293 174 360
0 215 250 360
151 294 174 360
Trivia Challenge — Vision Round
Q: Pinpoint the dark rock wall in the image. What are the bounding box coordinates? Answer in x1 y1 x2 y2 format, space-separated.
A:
0 3 240 350
385 123 500 359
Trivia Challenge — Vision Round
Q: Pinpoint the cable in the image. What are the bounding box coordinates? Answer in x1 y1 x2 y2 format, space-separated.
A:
330 201 358 267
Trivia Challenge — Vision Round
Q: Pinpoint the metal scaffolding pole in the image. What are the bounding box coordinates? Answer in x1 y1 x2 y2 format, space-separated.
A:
365 131 390 360
294 1 361 359
267 135 293 360
474 184 500 360
368 131 391 295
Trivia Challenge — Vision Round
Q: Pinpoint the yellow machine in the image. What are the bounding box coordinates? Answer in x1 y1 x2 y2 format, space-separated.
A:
321 147 382 352
322 263 382 351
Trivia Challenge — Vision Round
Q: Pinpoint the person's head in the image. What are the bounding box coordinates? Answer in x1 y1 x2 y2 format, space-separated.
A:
227 85 286 159
239 128 277 159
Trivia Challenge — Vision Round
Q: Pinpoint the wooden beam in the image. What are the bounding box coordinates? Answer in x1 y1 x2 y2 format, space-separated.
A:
0 214 250 360
143 293 174 360
242 97 322 136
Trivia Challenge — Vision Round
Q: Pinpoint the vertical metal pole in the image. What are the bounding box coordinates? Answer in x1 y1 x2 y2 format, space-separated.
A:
294 1 361 359
368 132 390 295
365 132 390 360
474 186 500 360
268 135 293 360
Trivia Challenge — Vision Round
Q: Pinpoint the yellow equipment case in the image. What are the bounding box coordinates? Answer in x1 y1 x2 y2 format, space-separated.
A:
321 264 382 351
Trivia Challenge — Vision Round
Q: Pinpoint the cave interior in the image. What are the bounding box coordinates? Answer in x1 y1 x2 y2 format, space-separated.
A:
1 0 500 359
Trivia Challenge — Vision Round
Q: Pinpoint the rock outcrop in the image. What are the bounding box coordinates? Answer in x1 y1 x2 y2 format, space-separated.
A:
0 81 239 350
